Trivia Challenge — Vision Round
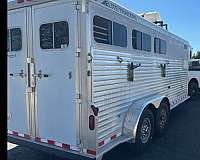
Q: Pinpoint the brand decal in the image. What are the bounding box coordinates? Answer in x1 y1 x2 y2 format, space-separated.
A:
102 0 137 20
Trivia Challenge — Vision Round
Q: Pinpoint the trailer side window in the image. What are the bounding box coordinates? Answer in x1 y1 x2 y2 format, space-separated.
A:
154 38 166 54
93 16 112 45
40 21 69 49
154 38 160 53
113 22 127 47
132 30 142 50
7 28 22 52
160 39 167 54
142 33 151 52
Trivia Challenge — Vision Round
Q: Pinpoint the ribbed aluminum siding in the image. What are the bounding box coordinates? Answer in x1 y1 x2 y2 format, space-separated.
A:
92 49 188 146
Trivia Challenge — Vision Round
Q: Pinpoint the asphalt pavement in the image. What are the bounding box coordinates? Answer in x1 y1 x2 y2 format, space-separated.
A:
8 96 200 160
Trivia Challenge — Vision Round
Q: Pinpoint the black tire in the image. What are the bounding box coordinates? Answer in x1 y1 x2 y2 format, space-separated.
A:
134 108 154 154
188 81 199 97
155 101 169 137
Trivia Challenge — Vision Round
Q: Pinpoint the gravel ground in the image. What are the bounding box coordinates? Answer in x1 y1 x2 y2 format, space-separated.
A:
8 97 200 160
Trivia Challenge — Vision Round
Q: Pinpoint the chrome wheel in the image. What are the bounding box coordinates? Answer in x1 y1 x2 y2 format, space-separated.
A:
140 117 151 144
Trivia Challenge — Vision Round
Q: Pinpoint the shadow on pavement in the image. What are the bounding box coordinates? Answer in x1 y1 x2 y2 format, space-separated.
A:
8 145 65 160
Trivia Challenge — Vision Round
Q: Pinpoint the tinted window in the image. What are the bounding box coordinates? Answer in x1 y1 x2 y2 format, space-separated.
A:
54 21 69 48
192 61 200 67
113 22 127 47
142 33 151 52
40 21 69 49
189 61 200 70
132 30 142 50
93 16 112 45
7 28 22 52
40 23 53 49
154 38 159 53
154 38 167 54
160 39 167 54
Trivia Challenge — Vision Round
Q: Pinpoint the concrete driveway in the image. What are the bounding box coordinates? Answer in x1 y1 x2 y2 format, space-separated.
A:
8 97 200 160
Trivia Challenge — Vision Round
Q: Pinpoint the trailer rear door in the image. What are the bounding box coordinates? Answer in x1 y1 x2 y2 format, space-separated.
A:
32 1 78 146
8 8 29 135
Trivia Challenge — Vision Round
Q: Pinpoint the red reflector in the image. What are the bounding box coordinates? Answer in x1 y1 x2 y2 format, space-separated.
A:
98 141 104 147
24 134 30 139
62 144 70 150
17 0 24 3
13 131 18 136
47 140 55 145
35 137 41 142
87 149 96 156
89 115 95 130
111 134 117 140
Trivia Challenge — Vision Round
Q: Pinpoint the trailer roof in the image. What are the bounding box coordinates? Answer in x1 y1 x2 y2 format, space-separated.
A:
8 0 190 46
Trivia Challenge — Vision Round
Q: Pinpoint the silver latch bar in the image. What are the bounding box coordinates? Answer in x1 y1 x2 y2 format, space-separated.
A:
76 48 81 57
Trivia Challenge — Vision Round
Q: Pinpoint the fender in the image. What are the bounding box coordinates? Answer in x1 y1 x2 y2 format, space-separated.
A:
122 94 167 143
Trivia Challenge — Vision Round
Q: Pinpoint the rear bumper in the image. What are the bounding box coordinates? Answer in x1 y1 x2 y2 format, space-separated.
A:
8 135 93 160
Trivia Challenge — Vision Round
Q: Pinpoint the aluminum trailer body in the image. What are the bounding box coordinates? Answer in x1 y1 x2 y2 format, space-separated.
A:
7 0 191 159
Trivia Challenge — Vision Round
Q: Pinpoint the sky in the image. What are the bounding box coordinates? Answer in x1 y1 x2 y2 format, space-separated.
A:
8 0 199 53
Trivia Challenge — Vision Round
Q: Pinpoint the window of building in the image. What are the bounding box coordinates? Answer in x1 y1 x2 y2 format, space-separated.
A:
7 28 22 52
132 30 142 50
93 16 112 45
142 33 151 52
40 21 69 49
113 22 127 47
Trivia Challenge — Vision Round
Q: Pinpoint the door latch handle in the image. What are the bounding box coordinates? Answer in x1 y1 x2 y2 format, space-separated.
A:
37 70 49 79
10 69 26 78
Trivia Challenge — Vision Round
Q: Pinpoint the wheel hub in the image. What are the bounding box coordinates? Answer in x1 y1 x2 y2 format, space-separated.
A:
140 117 151 144
159 108 167 129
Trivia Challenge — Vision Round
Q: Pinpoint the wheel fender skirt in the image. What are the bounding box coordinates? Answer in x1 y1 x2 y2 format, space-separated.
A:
122 94 166 143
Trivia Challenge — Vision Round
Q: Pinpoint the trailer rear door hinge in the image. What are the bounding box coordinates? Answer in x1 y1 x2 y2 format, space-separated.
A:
76 48 81 57
75 2 81 10
76 93 81 100
88 53 93 63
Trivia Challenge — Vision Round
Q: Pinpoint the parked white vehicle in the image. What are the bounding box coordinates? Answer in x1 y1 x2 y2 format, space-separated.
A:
7 0 191 159
188 59 200 97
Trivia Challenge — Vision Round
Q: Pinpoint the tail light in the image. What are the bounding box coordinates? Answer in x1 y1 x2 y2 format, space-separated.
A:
89 115 95 130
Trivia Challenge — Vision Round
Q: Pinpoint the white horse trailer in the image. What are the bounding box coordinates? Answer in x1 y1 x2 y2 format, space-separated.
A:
7 0 191 159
